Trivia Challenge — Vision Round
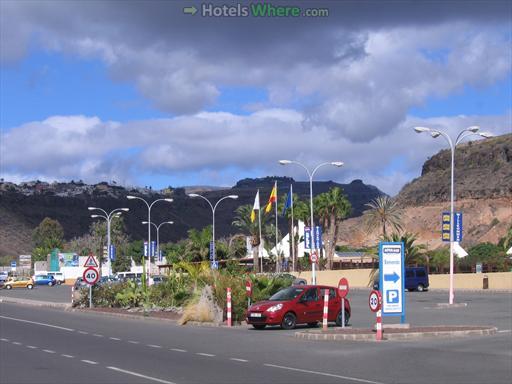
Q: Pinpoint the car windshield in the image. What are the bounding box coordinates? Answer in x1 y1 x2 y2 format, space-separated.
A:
268 287 304 301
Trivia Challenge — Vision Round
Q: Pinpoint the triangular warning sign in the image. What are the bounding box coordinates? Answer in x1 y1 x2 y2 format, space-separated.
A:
83 255 98 268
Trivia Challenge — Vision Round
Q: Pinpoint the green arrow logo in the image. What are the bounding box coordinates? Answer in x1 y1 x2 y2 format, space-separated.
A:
183 6 197 15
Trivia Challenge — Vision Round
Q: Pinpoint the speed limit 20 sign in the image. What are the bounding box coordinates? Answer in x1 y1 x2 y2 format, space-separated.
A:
83 267 99 285
369 290 382 312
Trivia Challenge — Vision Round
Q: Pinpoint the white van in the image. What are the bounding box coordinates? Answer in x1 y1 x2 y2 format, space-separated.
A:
116 272 142 281
47 271 65 285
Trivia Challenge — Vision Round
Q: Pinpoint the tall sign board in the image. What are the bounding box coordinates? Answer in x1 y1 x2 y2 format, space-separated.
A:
379 242 405 322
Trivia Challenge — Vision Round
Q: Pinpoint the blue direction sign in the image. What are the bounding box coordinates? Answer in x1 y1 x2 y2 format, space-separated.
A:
210 260 218 270
150 241 156 257
442 212 451 242
379 242 405 321
109 245 116 261
453 212 463 242
209 241 215 261
304 227 312 249
10 261 16 271
313 226 322 249
143 241 148 257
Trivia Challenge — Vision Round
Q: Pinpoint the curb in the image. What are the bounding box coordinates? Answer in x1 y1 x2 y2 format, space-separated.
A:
67 308 180 324
0 297 70 309
294 326 497 341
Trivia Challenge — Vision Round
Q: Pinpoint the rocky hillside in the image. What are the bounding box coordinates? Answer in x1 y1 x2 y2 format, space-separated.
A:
340 134 512 249
397 134 512 206
0 177 383 257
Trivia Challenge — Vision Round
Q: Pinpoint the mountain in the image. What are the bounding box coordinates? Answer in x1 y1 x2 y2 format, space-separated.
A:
339 134 512 249
0 177 384 257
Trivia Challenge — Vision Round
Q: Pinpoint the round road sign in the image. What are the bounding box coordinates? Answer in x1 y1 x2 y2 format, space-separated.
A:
245 279 252 297
83 267 99 285
338 277 349 298
369 290 382 312
310 251 318 264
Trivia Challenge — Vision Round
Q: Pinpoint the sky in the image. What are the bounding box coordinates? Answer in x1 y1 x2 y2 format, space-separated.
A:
0 0 511 196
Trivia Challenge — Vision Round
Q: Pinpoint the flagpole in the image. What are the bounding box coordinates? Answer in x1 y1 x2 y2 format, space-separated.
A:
291 184 295 272
274 181 279 273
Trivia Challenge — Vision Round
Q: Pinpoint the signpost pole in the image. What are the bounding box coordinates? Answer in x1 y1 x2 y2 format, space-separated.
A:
89 285 92 308
342 298 345 329
376 309 382 341
227 288 232 327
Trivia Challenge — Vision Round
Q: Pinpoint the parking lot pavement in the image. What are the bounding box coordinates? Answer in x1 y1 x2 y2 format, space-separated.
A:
0 284 71 304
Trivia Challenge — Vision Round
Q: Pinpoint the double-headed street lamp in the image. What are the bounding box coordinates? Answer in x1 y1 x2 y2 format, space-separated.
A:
141 220 174 264
188 194 238 268
414 125 493 305
127 196 173 285
88 207 129 276
279 160 344 285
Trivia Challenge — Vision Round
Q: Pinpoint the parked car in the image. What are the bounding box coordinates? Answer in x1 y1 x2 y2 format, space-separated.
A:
0 271 9 282
47 272 65 285
4 276 34 290
151 275 168 285
246 285 351 330
33 274 56 286
373 266 429 292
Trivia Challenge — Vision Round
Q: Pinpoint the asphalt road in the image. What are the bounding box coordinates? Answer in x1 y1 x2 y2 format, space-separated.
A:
1 290 511 384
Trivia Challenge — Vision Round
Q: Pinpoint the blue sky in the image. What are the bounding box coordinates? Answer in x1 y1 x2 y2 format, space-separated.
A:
1 1 510 195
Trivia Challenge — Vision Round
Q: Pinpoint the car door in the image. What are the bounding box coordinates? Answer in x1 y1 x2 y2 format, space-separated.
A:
297 287 322 323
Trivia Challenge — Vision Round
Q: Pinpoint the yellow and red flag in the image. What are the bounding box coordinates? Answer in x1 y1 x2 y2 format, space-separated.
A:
265 182 277 213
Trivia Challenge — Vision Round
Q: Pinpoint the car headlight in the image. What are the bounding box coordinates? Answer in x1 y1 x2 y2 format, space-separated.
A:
266 304 283 313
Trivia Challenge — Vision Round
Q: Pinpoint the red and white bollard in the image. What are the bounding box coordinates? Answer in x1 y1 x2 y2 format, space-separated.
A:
322 289 329 331
376 309 383 341
226 287 232 327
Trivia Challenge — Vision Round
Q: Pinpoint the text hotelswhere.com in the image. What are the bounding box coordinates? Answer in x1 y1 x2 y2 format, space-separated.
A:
183 3 330 18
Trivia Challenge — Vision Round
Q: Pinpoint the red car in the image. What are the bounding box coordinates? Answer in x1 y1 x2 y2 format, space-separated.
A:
246 285 351 330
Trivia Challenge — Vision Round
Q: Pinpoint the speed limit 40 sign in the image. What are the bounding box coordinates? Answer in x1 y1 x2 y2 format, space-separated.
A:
83 267 99 285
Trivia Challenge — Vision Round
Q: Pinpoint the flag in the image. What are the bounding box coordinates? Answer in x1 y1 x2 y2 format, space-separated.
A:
265 182 277 213
282 185 292 217
251 190 260 222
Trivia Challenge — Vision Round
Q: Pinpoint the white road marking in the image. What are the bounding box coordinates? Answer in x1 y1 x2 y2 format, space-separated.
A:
78 331 89 334
27 345 38 349
81 360 98 365
170 348 187 353
0 338 9 342
196 353 215 357
109 337 121 341
498 329 511 333
0 315 74 332
42 349 56 354
61 354 74 358
128 340 140 344
107 366 176 384
12 341 22 345
147 344 162 348
229 358 249 362
93 334 104 337
263 364 385 384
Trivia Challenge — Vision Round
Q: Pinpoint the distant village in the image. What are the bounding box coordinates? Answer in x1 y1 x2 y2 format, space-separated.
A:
0 180 176 198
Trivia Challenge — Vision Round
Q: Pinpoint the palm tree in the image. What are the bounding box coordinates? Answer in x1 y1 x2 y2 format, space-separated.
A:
364 195 403 238
314 187 352 270
184 226 212 262
383 232 426 265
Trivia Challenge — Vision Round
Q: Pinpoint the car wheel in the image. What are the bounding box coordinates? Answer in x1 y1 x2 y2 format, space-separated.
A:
6 285 12 290
307 322 318 328
57 281 62 285
281 312 297 330
336 310 350 326
417 284 424 292
27 284 33 290
252 324 266 330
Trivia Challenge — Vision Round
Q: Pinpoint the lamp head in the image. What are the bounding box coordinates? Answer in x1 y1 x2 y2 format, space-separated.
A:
479 131 494 138
127 195 136 200
164 198 173 202
121 208 130 212
430 131 441 138
188 193 200 198
90 215 100 218
279 160 292 165
167 221 174 225
142 221 149 225
467 125 480 133
413 126 431 133
331 161 344 167
87 207 97 211
228 195 238 199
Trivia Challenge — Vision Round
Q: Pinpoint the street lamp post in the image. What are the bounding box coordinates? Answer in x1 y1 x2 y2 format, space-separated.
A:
127 196 173 286
141 220 174 264
188 194 238 268
88 207 129 276
414 125 493 304
279 160 344 285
